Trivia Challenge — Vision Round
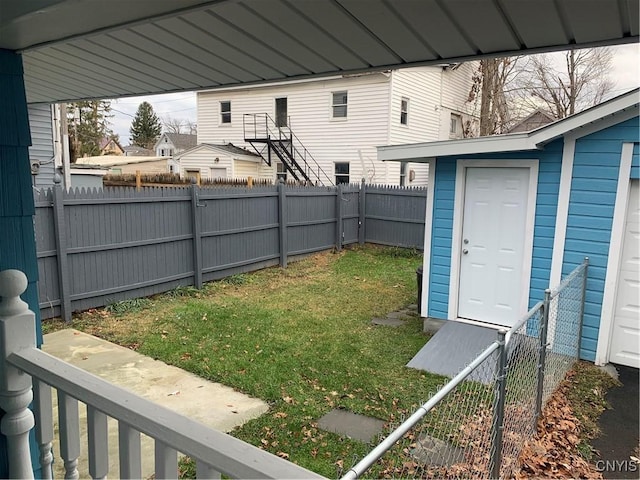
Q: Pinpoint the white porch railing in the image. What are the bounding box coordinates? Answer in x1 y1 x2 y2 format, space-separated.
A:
0 269 324 480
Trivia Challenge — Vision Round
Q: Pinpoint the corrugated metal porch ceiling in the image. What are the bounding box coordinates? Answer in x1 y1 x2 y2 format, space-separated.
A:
1 0 638 104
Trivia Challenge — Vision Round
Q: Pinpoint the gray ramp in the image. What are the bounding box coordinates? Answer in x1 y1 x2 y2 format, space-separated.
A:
407 321 499 383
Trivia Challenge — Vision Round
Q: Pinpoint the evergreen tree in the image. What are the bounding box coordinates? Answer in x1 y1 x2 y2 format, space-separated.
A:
67 100 113 162
130 102 162 149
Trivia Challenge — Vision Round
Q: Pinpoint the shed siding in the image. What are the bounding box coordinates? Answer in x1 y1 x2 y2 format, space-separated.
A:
563 116 639 361
631 142 639 179
428 144 562 319
28 103 55 188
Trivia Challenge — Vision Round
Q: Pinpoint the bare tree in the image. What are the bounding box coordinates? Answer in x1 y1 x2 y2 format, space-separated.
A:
162 117 186 134
515 47 614 119
185 120 197 135
467 57 523 136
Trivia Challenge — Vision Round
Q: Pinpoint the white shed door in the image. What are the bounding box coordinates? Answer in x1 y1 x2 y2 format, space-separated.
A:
610 180 640 367
458 167 530 326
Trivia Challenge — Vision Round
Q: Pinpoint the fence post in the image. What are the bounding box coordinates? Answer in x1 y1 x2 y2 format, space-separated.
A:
278 180 287 267
490 329 508 479
52 176 71 322
535 288 552 423
577 257 589 358
190 183 203 289
335 184 343 252
358 179 366 245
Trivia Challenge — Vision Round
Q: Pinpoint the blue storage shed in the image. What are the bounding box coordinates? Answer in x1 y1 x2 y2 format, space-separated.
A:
379 89 639 366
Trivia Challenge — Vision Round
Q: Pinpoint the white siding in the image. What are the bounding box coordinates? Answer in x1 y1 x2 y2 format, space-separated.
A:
388 67 442 145
29 104 55 188
234 160 276 181
439 62 480 139
198 74 394 184
179 148 233 180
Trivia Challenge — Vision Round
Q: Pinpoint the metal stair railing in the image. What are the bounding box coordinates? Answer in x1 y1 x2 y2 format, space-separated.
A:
243 113 334 186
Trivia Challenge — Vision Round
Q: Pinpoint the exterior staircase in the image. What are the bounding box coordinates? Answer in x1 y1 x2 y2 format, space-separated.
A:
243 113 333 186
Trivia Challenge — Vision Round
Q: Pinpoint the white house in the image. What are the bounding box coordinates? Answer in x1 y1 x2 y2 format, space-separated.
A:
154 133 197 157
195 65 478 186
175 143 274 182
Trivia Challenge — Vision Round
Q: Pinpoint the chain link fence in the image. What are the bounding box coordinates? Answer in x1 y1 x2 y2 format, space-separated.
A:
341 258 589 479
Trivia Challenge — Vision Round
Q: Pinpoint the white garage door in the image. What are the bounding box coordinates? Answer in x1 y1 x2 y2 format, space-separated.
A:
609 180 640 368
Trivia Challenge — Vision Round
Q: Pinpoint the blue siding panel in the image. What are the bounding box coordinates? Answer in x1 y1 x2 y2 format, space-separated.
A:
563 116 639 360
427 143 562 318
428 160 456 319
631 143 639 179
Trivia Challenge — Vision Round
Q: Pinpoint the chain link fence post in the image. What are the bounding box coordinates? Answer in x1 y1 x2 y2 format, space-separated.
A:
534 288 551 423
577 257 589 358
490 329 508 479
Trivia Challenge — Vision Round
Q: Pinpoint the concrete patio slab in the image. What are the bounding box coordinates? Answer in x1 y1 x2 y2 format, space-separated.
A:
42 329 268 479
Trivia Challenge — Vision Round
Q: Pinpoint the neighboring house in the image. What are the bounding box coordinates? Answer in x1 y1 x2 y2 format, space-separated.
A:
379 89 639 367
176 143 274 182
123 145 154 156
197 65 478 186
154 133 197 157
28 103 65 188
99 136 124 155
75 155 179 175
507 109 556 133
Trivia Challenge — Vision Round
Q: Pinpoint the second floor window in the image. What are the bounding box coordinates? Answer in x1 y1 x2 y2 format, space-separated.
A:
400 98 409 125
450 113 462 137
332 91 348 118
220 101 231 124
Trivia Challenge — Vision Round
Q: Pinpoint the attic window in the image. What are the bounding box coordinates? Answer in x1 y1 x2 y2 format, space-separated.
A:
332 91 347 118
220 101 231 124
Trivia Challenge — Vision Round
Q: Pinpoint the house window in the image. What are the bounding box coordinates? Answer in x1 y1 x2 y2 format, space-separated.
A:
275 97 288 128
220 101 231 124
276 162 287 181
335 162 349 184
332 91 348 118
400 161 408 186
169 165 174 173
450 113 462 137
400 98 409 125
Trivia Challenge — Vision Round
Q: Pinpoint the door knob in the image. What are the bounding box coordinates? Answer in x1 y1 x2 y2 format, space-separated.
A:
463 239 469 244
462 249 469 255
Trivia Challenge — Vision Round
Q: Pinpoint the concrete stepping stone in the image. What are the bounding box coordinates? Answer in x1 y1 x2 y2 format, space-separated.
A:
371 317 406 327
410 434 465 466
317 409 385 443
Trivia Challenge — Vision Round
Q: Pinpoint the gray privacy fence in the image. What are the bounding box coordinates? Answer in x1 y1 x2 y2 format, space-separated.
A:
34 181 426 321
342 259 589 480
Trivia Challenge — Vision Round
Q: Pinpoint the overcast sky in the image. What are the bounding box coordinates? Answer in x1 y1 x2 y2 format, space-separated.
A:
109 43 639 146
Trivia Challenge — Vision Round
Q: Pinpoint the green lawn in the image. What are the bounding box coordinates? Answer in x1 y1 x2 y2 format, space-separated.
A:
47 245 448 477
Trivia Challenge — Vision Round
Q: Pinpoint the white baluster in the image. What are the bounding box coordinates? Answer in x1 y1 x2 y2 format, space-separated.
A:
196 459 221 479
155 440 178 479
87 406 108 480
0 269 37 479
118 422 141 479
33 380 54 479
58 391 80 479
